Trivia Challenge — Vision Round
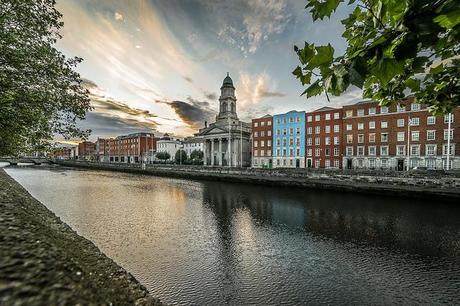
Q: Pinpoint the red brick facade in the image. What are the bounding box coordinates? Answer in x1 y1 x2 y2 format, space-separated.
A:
251 115 273 168
305 107 343 168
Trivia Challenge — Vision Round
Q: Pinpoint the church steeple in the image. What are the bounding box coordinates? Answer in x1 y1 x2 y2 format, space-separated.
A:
217 73 238 121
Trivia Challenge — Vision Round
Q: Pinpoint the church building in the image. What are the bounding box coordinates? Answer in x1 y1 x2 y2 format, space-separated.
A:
197 73 251 167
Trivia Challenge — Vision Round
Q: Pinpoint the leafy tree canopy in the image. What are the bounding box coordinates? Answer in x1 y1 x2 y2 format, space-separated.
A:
190 149 203 161
293 0 460 114
0 0 91 156
175 149 187 164
156 151 170 161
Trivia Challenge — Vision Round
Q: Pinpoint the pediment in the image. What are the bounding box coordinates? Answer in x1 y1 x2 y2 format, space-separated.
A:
199 126 228 136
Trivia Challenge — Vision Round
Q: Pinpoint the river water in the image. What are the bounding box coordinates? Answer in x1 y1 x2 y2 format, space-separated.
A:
5 167 460 305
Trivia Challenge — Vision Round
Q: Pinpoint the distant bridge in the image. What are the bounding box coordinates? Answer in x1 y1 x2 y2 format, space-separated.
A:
0 157 53 166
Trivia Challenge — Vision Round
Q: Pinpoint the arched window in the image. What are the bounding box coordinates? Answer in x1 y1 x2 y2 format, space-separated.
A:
222 102 227 112
231 102 235 113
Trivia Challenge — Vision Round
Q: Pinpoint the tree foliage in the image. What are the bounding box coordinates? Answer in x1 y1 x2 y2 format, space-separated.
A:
175 149 187 164
0 0 91 156
156 151 170 161
293 0 460 114
189 149 203 162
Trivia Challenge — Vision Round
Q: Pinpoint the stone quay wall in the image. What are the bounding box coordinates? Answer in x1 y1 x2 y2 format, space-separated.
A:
0 169 163 306
54 161 460 200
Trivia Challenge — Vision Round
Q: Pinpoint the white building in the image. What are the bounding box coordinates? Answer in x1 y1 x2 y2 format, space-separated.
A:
183 137 203 157
156 134 182 161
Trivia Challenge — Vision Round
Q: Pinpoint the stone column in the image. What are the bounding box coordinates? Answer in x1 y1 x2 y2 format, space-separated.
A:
203 140 208 166
228 138 232 167
219 138 223 166
211 139 215 166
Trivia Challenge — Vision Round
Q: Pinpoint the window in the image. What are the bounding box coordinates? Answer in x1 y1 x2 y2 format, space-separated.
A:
427 116 436 125
347 134 353 144
290 148 294 156
411 104 421 111
325 160 330 168
411 145 420 156
283 149 286 156
346 110 353 117
410 117 419 126
444 129 454 140
277 159 280 165
369 121 375 129
325 148 330 156
260 150 265 157
315 115 320 121
283 139 286 146
443 144 455 155
261 121 265 126
315 148 321 156
397 119 405 127
397 145 406 156
426 144 436 156
444 114 454 123
254 141 258 147
315 137 320 145
267 121 272 126
334 125 340 133
369 133 376 143
260 131 265 137
426 159 435 169
254 132 258 137
289 138 294 146
296 117 301 122
283 118 287 124
307 138 312 146
289 117 294 123
315 126 321 134
296 127 300 135
397 132 405 142
397 104 406 112
289 128 294 135
325 137 331 145
346 124 353 131
427 130 436 141
358 134 364 143
307 148 312 156
276 139 280 146
307 115 313 122
357 146 364 156
380 146 389 156
296 137 300 146
369 159 376 169
261 140 265 147
346 146 353 156
296 148 300 156
267 140 271 147
357 109 365 116
369 107 376 115
268 130 272 137
283 128 287 135
334 147 339 156
334 136 339 145
334 112 340 119
368 146 376 156
358 123 364 130
315 160 320 168
254 122 258 127
381 159 388 168
381 106 389 114
276 129 280 135
307 127 312 134
334 159 340 167
325 125 331 133
411 131 419 141
276 118 280 124
381 121 388 128
325 113 331 120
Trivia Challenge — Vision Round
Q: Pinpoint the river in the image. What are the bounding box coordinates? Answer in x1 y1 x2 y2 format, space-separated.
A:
5 166 460 305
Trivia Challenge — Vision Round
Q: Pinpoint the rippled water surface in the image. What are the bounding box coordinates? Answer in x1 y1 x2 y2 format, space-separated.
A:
6 167 460 305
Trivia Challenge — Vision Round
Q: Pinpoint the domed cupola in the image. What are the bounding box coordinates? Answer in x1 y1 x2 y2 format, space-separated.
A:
217 73 238 121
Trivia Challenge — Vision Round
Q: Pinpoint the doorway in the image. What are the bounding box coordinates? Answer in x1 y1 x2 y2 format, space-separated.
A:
346 159 352 169
397 159 404 171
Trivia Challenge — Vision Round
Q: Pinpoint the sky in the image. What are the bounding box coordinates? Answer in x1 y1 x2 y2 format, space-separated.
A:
55 0 362 142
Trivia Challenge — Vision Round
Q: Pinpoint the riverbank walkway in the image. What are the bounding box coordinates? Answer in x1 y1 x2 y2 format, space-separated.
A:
0 169 162 305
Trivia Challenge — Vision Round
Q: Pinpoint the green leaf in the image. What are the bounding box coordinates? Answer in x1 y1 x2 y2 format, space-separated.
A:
434 10 460 29
307 0 343 20
370 58 405 86
308 44 334 69
302 81 323 98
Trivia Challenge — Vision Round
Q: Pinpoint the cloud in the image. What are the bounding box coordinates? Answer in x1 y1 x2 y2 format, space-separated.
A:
114 12 124 21
157 97 215 129
183 76 193 83
203 91 217 100
236 71 285 110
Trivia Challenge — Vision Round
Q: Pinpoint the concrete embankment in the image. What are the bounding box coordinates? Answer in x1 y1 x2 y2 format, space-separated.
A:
0 169 162 306
55 161 460 201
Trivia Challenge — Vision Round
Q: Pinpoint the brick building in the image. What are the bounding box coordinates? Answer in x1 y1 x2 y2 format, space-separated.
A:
251 114 273 168
78 141 96 160
105 132 157 163
273 110 306 168
305 107 343 168
342 99 460 170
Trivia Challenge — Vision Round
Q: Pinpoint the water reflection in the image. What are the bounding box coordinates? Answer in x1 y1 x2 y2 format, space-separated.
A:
6 167 460 305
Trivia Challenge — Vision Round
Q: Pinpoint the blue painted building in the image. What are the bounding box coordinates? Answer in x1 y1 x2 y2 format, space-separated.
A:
272 110 306 168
